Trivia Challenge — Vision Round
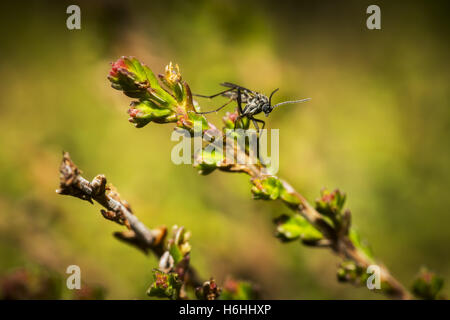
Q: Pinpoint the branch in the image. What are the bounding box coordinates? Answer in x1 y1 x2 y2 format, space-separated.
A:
56 152 203 295
106 57 417 299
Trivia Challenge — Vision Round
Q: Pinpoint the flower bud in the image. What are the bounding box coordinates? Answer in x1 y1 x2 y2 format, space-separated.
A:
251 176 284 200
108 56 177 106
222 111 249 130
127 100 177 128
221 278 257 300
147 269 182 300
158 62 184 102
195 279 221 300
315 188 346 218
108 56 150 99
412 268 445 300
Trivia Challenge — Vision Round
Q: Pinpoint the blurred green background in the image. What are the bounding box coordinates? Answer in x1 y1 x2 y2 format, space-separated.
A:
0 0 449 299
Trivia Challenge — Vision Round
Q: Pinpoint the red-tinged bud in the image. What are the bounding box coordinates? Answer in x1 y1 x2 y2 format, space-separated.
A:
155 273 169 289
315 188 346 218
321 192 335 203
412 268 445 300
224 279 238 292
127 107 141 118
228 112 238 122
109 58 128 77
222 111 249 130
108 57 179 109
147 269 182 299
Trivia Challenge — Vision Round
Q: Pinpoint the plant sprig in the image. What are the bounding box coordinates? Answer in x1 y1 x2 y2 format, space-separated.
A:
105 56 444 300
57 152 247 300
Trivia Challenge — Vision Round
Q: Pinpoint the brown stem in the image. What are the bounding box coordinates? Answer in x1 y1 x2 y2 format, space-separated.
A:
56 151 202 288
279 179 410 299
199 117 411 299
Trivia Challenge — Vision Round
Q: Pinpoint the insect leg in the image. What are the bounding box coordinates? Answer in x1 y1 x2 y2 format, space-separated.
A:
234 87 245 129
251 118 260 132
193 87 236 99
249 118 264 157
249 118 261 158
250 117 265 137
236 87 244 114
195 98 233 114
252 118 265 131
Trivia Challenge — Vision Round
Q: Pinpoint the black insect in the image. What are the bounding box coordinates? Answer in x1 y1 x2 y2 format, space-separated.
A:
193 82 310 132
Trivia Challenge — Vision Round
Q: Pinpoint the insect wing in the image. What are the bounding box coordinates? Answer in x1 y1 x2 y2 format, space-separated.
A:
220 82 255 103
220 82 256 94
220 91 248 104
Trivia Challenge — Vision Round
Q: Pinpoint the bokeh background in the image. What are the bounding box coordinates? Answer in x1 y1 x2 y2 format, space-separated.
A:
0 0 449 299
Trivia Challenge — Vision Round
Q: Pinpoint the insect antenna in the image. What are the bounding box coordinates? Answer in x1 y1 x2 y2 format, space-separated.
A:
269 88 279 105
272 98 311 109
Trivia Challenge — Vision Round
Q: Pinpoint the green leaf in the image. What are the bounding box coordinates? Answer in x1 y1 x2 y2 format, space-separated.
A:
202 148 224 165
126 57 148 82
194 148 225 175
280 188 301 207
274 214 323 242
173 82 185 102
142 64 160 88
187 111 210 131
168 226 191 263
349 228 374 261
169 243 183 265
251 176 284 200
251 177 301 206
128 100 176 127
